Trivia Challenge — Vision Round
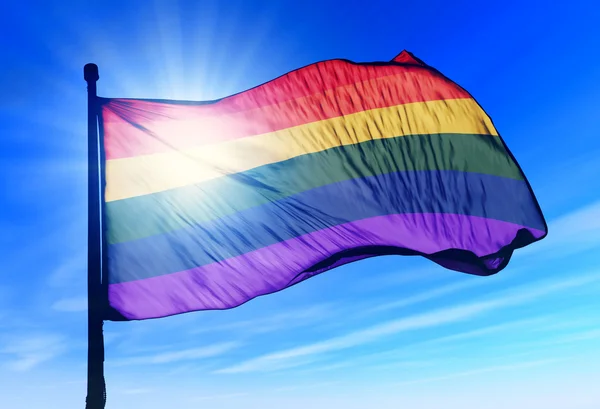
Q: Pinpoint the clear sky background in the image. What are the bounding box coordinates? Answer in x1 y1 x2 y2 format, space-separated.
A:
1 1 600 408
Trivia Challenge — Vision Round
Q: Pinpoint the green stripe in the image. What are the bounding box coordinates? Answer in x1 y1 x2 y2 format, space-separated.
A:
106 133 523 244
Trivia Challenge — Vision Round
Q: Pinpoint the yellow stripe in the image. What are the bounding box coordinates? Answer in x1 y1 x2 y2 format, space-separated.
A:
106 98 498 202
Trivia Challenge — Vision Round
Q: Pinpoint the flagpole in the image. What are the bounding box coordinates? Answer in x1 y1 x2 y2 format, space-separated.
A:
84 63 106 409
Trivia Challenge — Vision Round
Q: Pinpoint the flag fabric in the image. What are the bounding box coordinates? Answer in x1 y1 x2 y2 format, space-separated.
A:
99 50 547 320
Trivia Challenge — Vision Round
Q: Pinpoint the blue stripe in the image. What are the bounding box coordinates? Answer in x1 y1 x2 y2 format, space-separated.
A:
108 170 545 284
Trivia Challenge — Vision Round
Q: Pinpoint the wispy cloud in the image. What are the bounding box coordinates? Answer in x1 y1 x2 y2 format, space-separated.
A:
302 316 555 373
421 317 550 346
110 341 240 366
298 354 433 375
103 331 121 346
39 380 87 391
297 361 355 373
191 303 338 336
358 360 435 373
47 253 87 288
502 328 600 351
189 392 249 402
51 296 87 312
300 318 544 375
213 302 494 374
366 279 490 314
352 265 442 292
119 388 153 395
395 358 560 386
273 381 342 393
214 273 600 374
0 333 67 371
530 315 600 333
550 328 600 344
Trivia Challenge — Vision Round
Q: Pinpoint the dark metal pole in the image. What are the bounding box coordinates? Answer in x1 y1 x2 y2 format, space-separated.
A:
84 63 106 409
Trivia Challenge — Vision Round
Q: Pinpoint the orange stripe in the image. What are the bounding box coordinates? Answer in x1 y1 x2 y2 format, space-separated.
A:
102 60 469 159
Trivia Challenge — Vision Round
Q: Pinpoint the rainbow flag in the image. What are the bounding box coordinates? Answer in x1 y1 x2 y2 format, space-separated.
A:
99 51 547 320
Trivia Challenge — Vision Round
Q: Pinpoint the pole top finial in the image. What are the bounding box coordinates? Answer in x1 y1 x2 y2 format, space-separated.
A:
84 64 99 82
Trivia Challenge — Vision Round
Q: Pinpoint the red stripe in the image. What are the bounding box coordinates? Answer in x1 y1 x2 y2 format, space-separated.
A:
102 59 470 159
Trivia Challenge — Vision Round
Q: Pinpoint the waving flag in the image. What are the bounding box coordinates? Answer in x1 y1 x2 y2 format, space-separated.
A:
99 51 547 320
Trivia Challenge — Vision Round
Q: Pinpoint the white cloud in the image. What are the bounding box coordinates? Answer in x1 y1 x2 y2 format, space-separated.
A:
366 278 491 314
214 272 600 374
273 381 342 393
421 316 550 346
120 388 152 395
297 361 355 373
188 392 249 402
103 331 121 346
395 358 560 386
503 328 600 351
191 303 338 335
300 317 546 375
47 253 87 288
214 303 493 374
551 328 600 343
299 352 435 375
52 296 88 312
1 333 67 371
353 265 441 292
359 360 434 372
110 342 240 366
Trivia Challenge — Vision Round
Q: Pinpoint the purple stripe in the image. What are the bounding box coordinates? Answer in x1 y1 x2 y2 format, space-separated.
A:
108 213 545 320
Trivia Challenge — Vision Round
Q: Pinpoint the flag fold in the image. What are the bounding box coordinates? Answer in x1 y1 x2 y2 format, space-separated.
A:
99 50 547 320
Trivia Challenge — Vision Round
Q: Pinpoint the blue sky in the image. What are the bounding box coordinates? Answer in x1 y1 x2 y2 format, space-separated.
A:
1 0 600 408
